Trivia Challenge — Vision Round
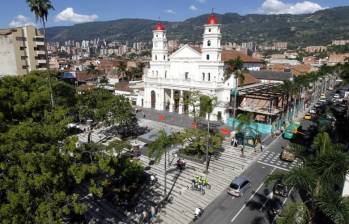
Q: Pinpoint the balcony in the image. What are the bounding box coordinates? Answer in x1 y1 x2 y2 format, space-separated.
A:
36 50 46 55
35 41 44 46
36 59 47 64
144 76 224 90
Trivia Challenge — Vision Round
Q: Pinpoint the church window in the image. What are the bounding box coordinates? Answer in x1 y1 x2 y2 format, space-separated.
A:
163 55 166 60
156 70 158 76
185 72 189 80
156 34 158 37
165 70 167 78
155 55 157 60
202 73 205 81
207 40 211 47
208 73 211 81
206 54 210 60
208 28 211 32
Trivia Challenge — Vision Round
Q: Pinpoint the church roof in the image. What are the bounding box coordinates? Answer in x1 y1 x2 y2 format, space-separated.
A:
154 22 165 31
207 13 218 25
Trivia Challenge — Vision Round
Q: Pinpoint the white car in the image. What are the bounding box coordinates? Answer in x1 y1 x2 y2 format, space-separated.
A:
333 94 340 99
309 109 316 114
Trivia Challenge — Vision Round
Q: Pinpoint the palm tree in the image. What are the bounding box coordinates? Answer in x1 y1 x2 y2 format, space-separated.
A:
199 95 217 173
27 0 55 109
147 130 177 197
224 57 245 118
315 194 349 224
277 202 311 224
235 113 254 156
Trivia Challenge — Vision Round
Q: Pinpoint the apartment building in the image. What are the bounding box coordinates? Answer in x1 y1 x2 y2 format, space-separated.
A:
0 25 46 76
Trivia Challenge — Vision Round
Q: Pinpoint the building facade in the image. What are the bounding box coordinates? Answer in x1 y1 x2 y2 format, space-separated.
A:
0 25 47 76
140 14 236 122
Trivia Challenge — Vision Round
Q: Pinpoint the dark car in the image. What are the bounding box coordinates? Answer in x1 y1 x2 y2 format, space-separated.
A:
273 182 289 197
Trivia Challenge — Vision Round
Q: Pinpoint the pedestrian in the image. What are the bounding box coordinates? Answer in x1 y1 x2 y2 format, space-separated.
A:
260 144 264 152
143 111 146 118
240 145 244 157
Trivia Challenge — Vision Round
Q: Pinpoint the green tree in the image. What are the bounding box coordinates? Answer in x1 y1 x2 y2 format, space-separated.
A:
147 130 178 197
277 202 311 224
224 57 245 118
235 113 255 156
27 0 55 109
199 95 217 173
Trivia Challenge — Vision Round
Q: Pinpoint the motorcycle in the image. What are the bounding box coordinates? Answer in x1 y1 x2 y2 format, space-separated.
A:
193 208 204 221
176 159 186 171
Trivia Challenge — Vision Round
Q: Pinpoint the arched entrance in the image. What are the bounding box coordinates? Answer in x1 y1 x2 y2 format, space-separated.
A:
151 90 156 109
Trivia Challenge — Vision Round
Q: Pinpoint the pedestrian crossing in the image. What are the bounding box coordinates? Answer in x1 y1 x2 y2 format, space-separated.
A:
128 140 261 224
257 150 303 171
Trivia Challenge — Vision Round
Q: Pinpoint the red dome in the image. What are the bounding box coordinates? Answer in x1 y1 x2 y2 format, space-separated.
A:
154 22 165 31
207 14 218 25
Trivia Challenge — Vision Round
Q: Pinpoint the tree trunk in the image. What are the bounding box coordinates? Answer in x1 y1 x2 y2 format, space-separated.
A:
42 19 54 109
164 147 167 197
205 113 210 173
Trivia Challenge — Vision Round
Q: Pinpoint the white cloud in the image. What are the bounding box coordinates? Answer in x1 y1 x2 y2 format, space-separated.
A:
9 15 35 27
259 0 325 14
196 0 207 3
165 9 176 14
189 5 198 11
55 7 98 23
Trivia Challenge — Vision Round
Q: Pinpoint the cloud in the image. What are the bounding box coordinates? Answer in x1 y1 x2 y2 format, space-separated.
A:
196 0 207 3
9 15 35 27
165 9 176 14
189 5 198 11
55 7 98 23
259 0 325 14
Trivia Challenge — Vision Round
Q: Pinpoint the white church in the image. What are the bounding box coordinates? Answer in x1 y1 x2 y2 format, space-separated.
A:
139 14 237 122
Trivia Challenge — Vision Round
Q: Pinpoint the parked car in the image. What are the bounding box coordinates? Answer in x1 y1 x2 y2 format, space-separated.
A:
333 94 340 99
304 114 312 120
273 182 289 197
227 176 251 197
309 109 316 114
280 147 296 162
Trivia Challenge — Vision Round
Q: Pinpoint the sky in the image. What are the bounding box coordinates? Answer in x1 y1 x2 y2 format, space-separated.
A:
3 0 349 28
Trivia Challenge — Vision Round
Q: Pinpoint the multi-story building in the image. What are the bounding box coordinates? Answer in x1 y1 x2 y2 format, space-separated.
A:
332 40 349 46
0 25 46 76
273 42 288 50
305 45 327 53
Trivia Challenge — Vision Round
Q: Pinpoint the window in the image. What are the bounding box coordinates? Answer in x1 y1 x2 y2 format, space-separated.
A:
202 73 205 81
208 28 211 32
165 70 167 78
163 55 166 60
20 46 26 50
21 56 28 60
156 70 158 76
156 34 158 38
208 73 211 81
155 55 157 60
22 65 28 69
185 72 189 80
207 40 211 47
206 54 210 60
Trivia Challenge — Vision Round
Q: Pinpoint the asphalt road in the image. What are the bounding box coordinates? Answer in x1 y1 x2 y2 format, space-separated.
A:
195 134 291 224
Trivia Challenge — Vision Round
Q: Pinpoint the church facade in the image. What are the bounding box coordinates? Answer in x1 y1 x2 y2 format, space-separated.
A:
139 14 236 122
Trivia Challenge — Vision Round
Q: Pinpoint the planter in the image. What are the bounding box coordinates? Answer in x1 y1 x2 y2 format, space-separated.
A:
177 151 206 164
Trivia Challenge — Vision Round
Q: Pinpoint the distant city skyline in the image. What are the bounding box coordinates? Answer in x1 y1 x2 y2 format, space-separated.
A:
2 0 349 28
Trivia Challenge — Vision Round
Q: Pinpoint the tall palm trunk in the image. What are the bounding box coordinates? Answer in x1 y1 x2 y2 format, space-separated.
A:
42 19 54 109
205 113 210 173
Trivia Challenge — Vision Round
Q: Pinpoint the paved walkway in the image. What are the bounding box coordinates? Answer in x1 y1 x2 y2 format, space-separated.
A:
128 140 262 224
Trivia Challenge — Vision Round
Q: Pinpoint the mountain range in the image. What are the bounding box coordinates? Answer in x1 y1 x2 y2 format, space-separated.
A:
46 6 349 48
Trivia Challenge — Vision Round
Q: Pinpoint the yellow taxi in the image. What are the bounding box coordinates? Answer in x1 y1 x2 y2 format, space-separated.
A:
304 113 312 120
